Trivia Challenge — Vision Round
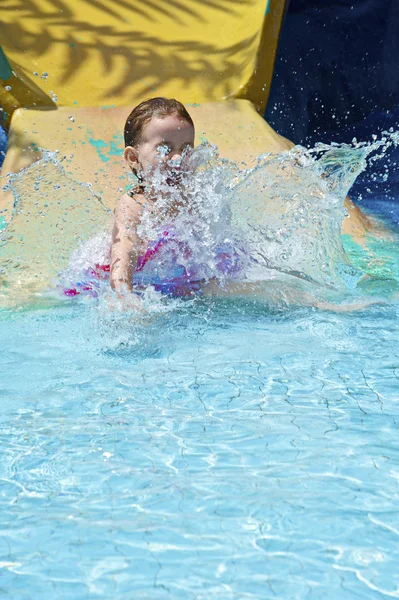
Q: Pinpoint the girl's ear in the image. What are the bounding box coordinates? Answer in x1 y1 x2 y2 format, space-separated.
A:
124 146 139 172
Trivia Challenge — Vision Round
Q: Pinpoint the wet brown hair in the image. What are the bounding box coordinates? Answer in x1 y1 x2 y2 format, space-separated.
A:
124 97 194 148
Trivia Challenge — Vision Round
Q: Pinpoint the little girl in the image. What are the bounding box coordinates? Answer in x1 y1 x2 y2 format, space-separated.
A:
110 97 198 298
62 97 242 302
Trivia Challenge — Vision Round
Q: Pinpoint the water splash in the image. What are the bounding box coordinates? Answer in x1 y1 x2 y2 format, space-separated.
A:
0 151 111 305
1 134 398 309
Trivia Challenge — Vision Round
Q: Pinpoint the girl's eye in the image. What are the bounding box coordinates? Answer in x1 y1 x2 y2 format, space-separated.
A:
157 144 171 156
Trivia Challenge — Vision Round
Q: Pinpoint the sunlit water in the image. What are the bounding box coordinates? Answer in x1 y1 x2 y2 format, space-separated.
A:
1 137 399 599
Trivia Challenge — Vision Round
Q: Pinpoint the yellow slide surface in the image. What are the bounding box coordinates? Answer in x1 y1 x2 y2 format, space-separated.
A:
0 0 288 210
0 0 285 118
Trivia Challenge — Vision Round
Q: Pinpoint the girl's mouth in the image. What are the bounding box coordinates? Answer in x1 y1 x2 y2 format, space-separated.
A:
166 169 182 186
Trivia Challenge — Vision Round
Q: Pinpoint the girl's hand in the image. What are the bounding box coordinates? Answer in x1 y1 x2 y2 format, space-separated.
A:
108 290 144 313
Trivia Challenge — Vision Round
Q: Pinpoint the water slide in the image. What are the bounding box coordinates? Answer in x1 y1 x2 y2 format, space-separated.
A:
0 0 289 177
0 0 369 300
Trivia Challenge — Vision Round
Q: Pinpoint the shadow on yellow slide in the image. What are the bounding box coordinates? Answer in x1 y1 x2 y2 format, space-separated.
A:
0 0 285 118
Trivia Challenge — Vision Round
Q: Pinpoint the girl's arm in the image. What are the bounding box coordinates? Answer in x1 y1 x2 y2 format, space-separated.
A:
110 194 141 293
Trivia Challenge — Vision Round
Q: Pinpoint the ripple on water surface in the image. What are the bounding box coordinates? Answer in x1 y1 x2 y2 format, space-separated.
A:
1 300 399 599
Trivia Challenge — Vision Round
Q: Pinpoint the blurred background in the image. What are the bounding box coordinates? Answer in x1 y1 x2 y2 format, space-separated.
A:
266 0 399 225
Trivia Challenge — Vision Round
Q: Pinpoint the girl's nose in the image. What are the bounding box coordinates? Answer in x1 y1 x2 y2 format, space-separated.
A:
169 153 182 168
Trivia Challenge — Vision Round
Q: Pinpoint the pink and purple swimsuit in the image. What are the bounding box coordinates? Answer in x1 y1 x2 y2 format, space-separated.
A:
63 228 243 299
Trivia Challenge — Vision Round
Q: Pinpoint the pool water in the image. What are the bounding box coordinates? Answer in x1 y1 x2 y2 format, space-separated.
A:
1 292 399 599
1 136 399 599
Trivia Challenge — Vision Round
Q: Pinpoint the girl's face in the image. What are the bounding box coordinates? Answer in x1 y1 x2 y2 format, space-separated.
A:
124 114 195 185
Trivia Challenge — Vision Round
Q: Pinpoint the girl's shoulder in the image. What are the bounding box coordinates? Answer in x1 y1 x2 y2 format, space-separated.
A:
116 188 146 219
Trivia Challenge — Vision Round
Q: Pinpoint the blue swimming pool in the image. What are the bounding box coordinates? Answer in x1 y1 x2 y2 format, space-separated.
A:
1 289 399 598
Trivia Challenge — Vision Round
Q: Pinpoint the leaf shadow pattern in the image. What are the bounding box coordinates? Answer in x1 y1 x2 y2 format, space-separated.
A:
3 0 247 23
1 0 259 102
